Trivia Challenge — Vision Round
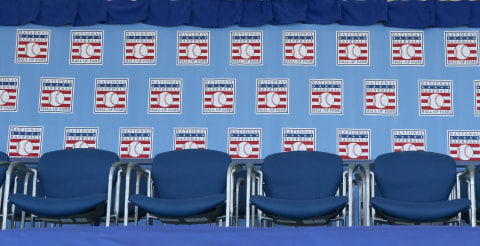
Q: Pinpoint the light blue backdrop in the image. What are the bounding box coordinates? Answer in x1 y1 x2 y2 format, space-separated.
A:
0 23 478 159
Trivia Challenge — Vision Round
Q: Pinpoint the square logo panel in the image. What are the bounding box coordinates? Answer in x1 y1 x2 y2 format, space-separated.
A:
39 78 74 113
390 31 424 66
64 127 98 149
70 30 103 65
364 79 398 116
392 130 426 152
177 31 209 65
230 31 262 65
445 31 479 66
337 129 370 160
0 77 20 112
148 79 182 114
119 128 153 159
282 128 315 152
94 79 128 114
203 78 235 114
337 31 369 66
310 79 342 115
228 128 261 159
174 128 207 150
256 79 289 114
8 126 43 158
283 31 315 65
124 31 156 65
16 29 50 64
448 131 480 161
419 80 453 116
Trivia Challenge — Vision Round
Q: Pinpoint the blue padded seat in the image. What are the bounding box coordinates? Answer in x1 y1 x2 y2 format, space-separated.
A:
8 193 106 218
371 197 470 222
130 193 225 218
251 196 347 220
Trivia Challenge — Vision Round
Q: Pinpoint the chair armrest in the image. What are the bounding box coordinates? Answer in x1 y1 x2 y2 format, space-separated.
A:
0 161 10 167
226 162 243 227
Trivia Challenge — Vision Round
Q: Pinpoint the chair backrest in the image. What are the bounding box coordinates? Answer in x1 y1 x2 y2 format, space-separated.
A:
262 151 344 200
151 149 231 199
0 151 9 186
374 151 456 203
38 149 119 198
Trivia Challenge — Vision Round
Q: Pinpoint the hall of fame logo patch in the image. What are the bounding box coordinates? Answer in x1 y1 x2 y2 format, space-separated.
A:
283 31 315 65
392 130 426 152
310 79 343 115
230 31 262 65
174 128 207 150
94 79 128 114
445 31 479 66
364 80 398 116
256 79 289 114
203 79 235 114
337 31 369 66
337 129 370 160
177 31 209 65
282 128 315 152
64 127 98 149
119 128 153 159
475 81 480 116
7 126 43 158
124 31 156 65
0 77 20 112
228 128 261 159
148 79 182 114
419 80 453 116
39 78 74 113
448 131 480 161
70 30 103 65
390 31 424 66
16 29 50 64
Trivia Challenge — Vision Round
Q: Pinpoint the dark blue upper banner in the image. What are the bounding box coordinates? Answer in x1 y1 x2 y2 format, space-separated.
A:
0 0 479 28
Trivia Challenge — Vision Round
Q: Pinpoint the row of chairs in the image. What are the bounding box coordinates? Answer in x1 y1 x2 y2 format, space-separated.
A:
0 149 478 230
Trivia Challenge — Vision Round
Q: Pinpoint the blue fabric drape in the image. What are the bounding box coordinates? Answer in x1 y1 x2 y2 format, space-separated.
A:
239 0 272 27
144 0 191 26
74 0 107 26
305 0 341 24
35 0 77 26
470 0 480 27
385 0 436 29
0 0 41 26
434 0 470 27
270 0 307 25
106 0 149 24
340 0 386 26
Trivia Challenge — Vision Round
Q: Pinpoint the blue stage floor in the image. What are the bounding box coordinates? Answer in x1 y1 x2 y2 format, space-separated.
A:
1 226 480 246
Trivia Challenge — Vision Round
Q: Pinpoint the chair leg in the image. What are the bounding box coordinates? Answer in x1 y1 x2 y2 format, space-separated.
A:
218 218 223 227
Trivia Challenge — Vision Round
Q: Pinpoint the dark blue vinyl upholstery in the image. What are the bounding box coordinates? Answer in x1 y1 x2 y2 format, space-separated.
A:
251 151 347 220
130 149 231 218
0 152 9 187
371 151 470 222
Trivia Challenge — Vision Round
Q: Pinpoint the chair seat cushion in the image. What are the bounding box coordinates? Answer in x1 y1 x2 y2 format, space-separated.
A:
9 193 107 218
371 197 471 222
250 196 348 220
129 193 225 218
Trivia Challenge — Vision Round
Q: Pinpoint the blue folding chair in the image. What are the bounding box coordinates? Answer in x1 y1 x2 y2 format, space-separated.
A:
124 149 234 226
246 151 353 227
2 149 122 229
368 151 471 225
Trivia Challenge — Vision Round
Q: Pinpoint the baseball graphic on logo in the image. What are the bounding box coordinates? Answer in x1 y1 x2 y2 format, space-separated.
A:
346 44 361 60
346 142 362 159
26 42 41 58
127 141 144 158
212 92 227 108
186 44 202 59
104 92 119 108
74 141 89 149
458 144 474 161
158 92 173 107
318 92 334 108
238 141 253 158
17 140 33 156
400 44 415 60
0 90 10 105
402 143 417 151
79 43 95 59
454 44 470 60
428 93 444 110
265 92 280 108
183 141 198 149
373 93 389 109
292 142 307 151
133 44 148 59
49 91 65 107
240 44 255 59
292 44 308 59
